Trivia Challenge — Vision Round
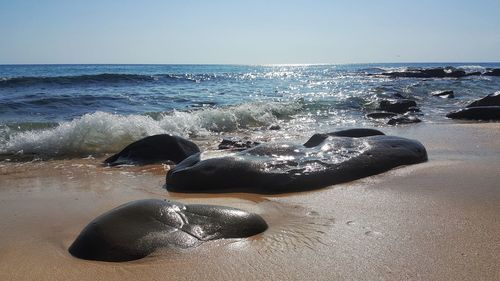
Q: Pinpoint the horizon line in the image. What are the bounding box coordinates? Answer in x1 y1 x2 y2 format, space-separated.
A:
1 61 500 66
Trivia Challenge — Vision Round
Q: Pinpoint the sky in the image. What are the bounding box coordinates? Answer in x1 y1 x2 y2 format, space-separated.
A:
0 0 499 64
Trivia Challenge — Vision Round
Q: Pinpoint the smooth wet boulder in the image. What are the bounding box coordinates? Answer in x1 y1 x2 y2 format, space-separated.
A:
166 130 427 194
387 115 422 125
466 92 500 107
431 90 455 98
446 106 500 121
104 134 200 166
377 99 418 114
69 199 267 262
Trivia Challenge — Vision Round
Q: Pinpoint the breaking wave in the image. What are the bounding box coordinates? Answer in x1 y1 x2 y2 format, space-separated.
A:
0 101 302 158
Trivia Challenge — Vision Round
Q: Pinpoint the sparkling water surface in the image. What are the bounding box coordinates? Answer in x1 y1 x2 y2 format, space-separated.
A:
0 63 499 157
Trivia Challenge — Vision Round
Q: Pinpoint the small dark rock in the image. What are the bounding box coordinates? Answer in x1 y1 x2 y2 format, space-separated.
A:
446 106 500 121
407 106 421 113
378 99 418 114
218 137 260 150
366 112 398 119
387 116 422 125
104 134 200 166
431 90 455 98
466 92 500 107
268 124 281 130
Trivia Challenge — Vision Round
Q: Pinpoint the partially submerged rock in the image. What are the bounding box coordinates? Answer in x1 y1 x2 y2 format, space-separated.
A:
447 92 500 121
446 106 500 121
377 99 418 114
218 136 261 150
69 199 268 262
104 134 200 166
366 112 398 119
387 115 422 125
381 67 468 78
166 130 427 194
483 69 500 77
466 92 500 107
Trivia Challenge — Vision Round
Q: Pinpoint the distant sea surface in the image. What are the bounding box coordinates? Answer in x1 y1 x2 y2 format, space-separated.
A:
1 63 499 158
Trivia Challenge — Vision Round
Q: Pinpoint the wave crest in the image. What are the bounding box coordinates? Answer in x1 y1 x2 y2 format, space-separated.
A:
0 73 198 87
0 101 302 157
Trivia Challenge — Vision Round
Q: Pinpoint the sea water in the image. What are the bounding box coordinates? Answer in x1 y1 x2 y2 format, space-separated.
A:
0 63 499 158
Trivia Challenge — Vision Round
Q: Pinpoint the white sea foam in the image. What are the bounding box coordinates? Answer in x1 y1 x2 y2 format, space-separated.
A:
0 101 302 157
456 65 487 74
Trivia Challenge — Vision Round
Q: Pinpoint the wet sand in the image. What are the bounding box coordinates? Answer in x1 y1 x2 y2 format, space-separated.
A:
0 123 499 281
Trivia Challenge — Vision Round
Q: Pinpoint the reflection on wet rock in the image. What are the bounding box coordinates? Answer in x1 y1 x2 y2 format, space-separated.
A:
69 199 268 262
166 130 427 194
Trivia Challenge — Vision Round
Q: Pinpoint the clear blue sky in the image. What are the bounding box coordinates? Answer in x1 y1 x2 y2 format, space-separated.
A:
1 0 499 64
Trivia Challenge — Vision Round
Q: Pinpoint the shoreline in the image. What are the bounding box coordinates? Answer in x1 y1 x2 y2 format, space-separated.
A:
0 123 499 280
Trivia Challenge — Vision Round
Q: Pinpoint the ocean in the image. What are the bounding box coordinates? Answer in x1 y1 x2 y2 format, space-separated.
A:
0 63 499 159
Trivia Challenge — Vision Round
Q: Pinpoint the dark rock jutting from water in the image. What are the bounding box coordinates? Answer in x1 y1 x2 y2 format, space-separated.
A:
465 92 500 107
446 106 500 121
366 98 421 125
484 69 500 77
104 134 200 166
366 112 398 119
377 99 419 114
380 67 500 79
381 67 471 78
69 199 268 262
387 115 422 125
166 129 427 194
431 90 455 99
447 92 500 121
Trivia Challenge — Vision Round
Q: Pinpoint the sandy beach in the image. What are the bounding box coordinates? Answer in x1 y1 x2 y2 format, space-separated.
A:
0 123 499 281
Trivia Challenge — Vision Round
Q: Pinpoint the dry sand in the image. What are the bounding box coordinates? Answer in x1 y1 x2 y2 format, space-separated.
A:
0 123 499 281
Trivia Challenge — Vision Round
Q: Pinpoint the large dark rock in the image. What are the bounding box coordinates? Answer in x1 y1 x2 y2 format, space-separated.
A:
104 134 200 166
378 99 418 114
431 90 455 98
381 67 467 78
69 199 268 262
466 92 500 107
483 69 500 77
446 106 500 121
166 130 427 194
